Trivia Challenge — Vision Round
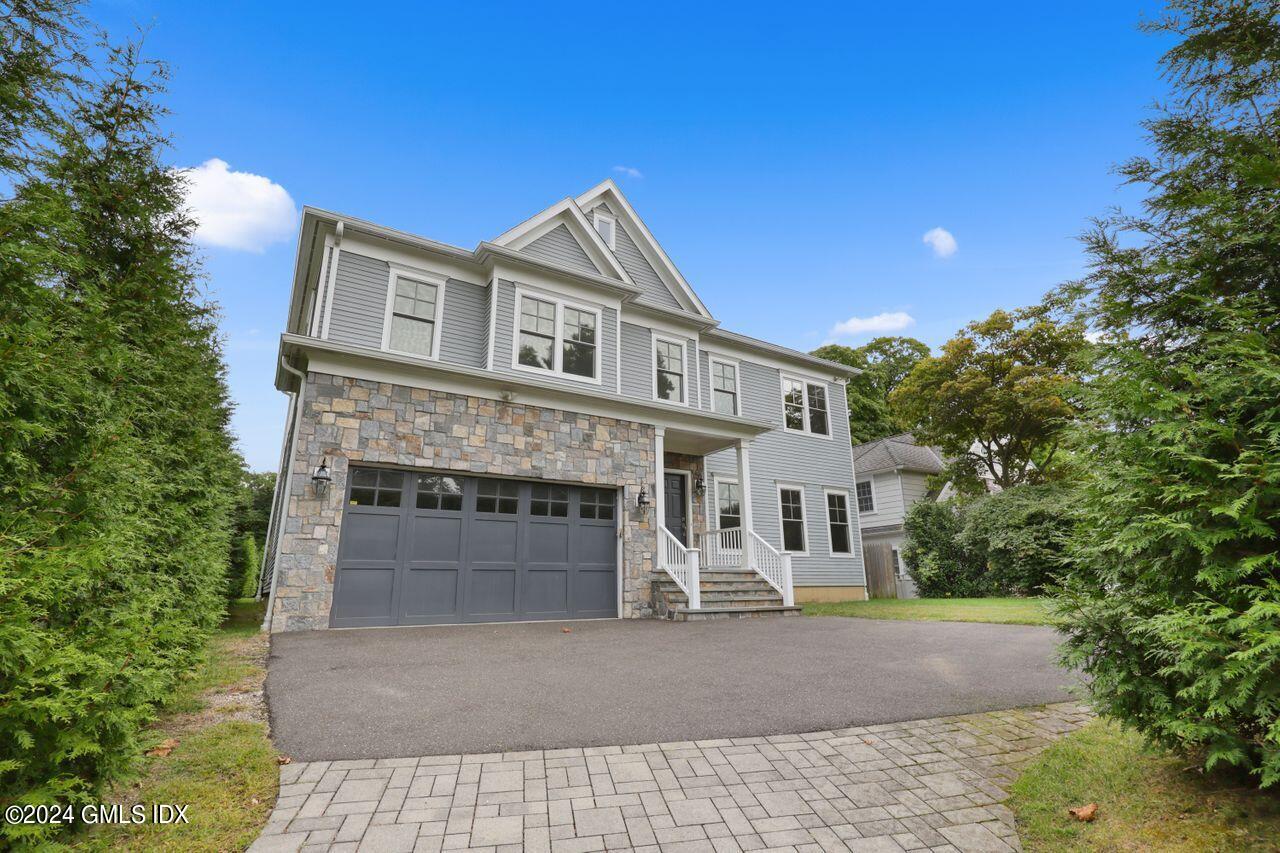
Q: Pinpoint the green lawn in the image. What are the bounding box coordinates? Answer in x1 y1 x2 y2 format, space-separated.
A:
1010 719 1280 851
803 596 1051 625
71 599 279 852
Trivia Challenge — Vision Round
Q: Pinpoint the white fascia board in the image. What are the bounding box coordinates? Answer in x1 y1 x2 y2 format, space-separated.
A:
341 231 487 288
279 334 771 441
620 305 707 339
575 179 714 320
490 259 624 312
698 337 848 386
491 197 634 286
702 328 860 379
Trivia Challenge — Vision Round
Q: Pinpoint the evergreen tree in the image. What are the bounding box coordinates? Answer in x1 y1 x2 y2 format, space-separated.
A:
0 17 240 834
1055 0 1280 786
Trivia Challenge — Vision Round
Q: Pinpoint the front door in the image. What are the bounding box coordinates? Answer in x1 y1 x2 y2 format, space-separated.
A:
664 472 688 545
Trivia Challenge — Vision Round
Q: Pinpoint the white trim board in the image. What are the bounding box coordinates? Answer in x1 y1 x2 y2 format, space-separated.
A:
380 267 447 362
651 332 691 407
822 487 855 559
775 482 810 557
510 286 605 386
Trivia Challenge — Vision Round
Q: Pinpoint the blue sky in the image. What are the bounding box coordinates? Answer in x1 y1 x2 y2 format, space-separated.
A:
92 0 1171 470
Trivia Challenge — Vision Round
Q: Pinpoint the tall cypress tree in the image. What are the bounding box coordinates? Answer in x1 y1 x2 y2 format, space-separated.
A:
1056 0 1280 787
0 21 240 833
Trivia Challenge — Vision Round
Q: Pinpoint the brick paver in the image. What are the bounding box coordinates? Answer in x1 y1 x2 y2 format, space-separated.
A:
250 702 1090 853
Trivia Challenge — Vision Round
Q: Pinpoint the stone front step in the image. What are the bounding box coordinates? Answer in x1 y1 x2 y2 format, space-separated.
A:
667 605 803 621
650 571 793 621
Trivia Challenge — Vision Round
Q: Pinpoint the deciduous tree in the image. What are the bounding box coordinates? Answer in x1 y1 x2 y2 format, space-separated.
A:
812 336 930 444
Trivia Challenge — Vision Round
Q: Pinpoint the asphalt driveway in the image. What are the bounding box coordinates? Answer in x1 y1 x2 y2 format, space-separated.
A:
266 616 1074 761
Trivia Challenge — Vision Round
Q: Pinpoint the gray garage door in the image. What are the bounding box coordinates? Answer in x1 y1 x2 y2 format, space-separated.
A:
330 468 619 628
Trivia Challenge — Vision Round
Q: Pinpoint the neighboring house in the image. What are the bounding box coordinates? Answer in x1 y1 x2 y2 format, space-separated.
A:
258 180 866 632
851 433 945 598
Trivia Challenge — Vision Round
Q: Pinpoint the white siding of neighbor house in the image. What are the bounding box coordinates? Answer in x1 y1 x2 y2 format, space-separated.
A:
520 224 600 276
899 471 932 513
703 360 863 589
858 471 905 528
491 279 617 392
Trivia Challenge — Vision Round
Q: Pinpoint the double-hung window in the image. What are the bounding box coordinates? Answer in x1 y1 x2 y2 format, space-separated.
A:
711 358 739 415
778 485 807 553
654 337 686 403
825 490 852 555
715 479 742 531
515 291 600 381
781 376 831 436
386 274 442 358
855 480 875 513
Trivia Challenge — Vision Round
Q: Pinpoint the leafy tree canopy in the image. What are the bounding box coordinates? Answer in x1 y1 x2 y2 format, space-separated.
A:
812 336 930 444
890 306 1086 491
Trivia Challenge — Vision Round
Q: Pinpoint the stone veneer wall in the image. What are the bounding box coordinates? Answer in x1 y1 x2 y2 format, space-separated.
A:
272 371 658 632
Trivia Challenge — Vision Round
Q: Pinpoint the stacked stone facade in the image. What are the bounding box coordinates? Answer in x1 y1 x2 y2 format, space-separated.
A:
272 372 658 632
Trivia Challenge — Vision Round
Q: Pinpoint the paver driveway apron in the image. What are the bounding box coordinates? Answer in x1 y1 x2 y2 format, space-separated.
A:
251 703 1093 853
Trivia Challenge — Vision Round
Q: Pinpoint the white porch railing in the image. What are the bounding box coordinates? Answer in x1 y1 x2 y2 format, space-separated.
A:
749 530 795 606
701 526 743 569
659 525 700 609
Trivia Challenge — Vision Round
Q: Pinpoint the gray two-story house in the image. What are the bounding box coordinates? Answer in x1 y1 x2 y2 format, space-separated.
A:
259 180 866 632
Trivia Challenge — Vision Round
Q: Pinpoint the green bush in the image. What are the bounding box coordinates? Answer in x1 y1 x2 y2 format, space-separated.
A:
958 485 1075 595
0 18 240 844
901 500 990 597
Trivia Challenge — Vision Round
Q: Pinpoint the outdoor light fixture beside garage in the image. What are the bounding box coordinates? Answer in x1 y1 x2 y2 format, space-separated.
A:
312 458 332 495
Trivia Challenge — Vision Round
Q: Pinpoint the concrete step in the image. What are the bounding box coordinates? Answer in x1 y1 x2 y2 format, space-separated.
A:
665 605 803 621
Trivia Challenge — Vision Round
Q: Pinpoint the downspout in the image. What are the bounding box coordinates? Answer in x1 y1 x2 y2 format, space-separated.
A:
261 355 307 632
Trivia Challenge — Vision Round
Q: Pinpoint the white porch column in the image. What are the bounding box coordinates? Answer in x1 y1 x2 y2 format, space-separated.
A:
654 427 666 536
735 440 753 571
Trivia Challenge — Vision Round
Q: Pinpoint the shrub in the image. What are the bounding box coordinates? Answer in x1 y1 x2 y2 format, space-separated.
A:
958 484 1075 595
901 500 990 597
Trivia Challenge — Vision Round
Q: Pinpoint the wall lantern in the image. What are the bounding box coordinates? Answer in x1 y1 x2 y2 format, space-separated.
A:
635 485 651 519
693 477 706 497
311 457 332 495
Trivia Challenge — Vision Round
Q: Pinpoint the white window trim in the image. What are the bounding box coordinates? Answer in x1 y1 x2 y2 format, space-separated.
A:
823 487 855 558
651 332 690 406
710 475 744 551
708 355 742 417
775 482 809 557
510 286 604 386
593 210 617 250
855 477 877 516
381 268 447 361
892 546 907 578
779 374 833 439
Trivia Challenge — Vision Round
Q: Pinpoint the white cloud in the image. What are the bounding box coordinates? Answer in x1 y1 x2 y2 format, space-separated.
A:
180 158 296 252
612 165 643 179
922 226 958 258
828 311 916 339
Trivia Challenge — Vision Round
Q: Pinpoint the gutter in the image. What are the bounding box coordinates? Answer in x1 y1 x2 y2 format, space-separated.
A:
260 355 307 632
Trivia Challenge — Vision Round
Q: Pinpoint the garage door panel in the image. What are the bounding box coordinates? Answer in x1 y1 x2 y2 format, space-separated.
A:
523 568 569 616
332 468 617 627
408 515 463 561
339 512 401 563
527 521 570 562
468 568 518 619
575 567 617 616
330 566 397 624
400 567 461 621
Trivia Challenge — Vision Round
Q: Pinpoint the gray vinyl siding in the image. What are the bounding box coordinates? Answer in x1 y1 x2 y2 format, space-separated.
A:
521 224 600 276
704 363 863 588
438 279 487 368
588 202 682 310
327 251 389 349
619 322 652 399
491 279 616 391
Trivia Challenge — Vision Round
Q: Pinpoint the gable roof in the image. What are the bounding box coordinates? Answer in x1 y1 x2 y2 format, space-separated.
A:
575 180 713 319
852 433 945 476
491 197 634 285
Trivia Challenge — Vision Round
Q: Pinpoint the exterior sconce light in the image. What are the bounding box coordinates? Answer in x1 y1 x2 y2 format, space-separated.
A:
694 477 706 497
635 485 651 519
312 458 332 495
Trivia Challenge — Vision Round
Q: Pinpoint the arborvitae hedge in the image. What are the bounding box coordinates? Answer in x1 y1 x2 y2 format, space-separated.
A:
0 18 240 844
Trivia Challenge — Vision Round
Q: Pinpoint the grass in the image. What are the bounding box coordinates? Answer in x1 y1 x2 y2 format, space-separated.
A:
71 598 279 852
1009 718 1280 851
803 596 1051 625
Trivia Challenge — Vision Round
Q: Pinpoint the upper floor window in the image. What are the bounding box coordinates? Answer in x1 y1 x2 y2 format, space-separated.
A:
514 290 601 382
654 337 686 403
386 274 442 358
855 480 875 513
781 377 831 436
593 211 616 249
711 358 739 415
